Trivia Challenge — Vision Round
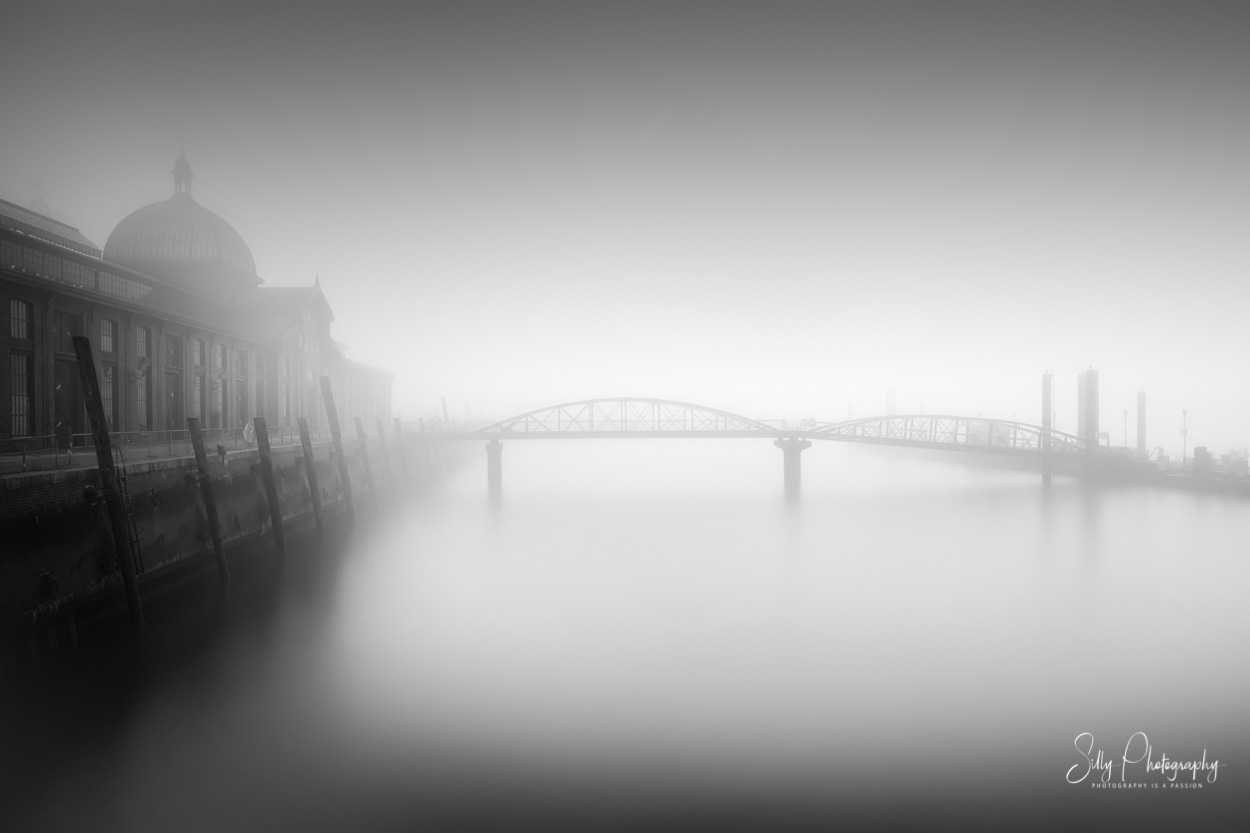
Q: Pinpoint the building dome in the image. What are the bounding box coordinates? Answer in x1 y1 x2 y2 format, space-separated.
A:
103 155 257 284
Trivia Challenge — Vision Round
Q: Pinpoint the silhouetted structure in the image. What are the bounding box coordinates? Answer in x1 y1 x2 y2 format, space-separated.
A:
1042 372 1053 483
435 397 1108 497
1 156 390 445
1077 368 1099 447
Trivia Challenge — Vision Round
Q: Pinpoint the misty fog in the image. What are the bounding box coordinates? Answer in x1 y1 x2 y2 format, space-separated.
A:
3 3 1248 831
3 3 1249 451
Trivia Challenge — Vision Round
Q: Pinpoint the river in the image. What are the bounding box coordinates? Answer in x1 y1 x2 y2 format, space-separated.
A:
5 440 1248 830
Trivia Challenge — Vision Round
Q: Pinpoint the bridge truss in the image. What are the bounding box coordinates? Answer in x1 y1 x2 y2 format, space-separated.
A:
811 415 1090 455
454 401 1095 457
414 401 1121 497
477 398 779 439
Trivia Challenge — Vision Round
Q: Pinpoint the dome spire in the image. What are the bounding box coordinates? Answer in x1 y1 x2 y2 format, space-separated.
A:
173 144 193 197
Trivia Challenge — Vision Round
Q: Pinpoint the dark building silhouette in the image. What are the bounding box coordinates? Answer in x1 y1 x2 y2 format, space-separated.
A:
1076 369 1099 446
1 156 391 443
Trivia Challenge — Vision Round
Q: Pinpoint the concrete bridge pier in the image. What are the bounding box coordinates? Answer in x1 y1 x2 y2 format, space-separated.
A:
1042 372 1053 485
486 439 502 500
774 438 811 499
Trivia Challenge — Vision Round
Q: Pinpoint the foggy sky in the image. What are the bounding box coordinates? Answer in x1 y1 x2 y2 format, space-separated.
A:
3 2 1248 452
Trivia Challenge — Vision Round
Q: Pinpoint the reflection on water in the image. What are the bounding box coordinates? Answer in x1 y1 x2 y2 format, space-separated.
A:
6 441 1249 829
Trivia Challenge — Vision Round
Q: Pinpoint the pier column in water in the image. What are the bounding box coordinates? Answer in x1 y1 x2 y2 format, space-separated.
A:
774 438 811 499
486 439 502 499
1041 372 1053 485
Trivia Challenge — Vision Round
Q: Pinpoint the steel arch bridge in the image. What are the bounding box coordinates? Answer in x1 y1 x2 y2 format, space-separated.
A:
476 397 779 439
411 397 1113 497
810 415 1091 456
443 398 1093 455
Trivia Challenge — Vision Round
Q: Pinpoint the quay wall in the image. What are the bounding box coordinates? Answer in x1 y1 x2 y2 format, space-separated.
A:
0 434 467 651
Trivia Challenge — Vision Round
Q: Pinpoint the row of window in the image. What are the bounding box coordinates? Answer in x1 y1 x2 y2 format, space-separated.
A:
7 300 258 374
2 238 153 301
6 363 328 438
10 298 28 339
5 297 304 436
5 359 282 436
5 365 385 439
97 270 152 301
128 375 265 433
11 352 32 436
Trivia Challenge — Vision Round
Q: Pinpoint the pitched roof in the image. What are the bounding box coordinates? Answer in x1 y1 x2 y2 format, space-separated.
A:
248 284 335 321
0 198 101 258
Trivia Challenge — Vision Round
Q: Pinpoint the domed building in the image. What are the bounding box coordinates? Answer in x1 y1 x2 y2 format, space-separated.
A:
103 155 260 299
1 156 391 443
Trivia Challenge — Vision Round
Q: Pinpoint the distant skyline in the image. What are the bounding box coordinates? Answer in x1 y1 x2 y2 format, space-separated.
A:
3 2 1248 453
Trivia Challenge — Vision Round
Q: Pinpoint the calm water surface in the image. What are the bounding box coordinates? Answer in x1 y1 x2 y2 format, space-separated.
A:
8 441 1249 829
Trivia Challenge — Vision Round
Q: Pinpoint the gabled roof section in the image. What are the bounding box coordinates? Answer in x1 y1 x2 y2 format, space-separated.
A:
0 198 102 258
248 283 335 322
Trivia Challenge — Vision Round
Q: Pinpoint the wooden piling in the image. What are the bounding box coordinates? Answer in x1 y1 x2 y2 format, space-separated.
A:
188 417 230 583
254 417 287 571
319 376 356 528
486 439 502 500
71 335 145 631
297 417 325 543
393 417 412 491
418 418 433 480
355 417 378 508
375 417 396 495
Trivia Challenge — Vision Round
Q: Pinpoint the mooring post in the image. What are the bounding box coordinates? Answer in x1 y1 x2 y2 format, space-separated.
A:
254 417 287 572
375 416 396 496
355 417 378 508
774 437 812 500
486 439 502 500
188 417 230 583
422 439 434 482
393 416 412 492
417 417 435 480
297 417 325 544
319 376 356 528
72 335 145 631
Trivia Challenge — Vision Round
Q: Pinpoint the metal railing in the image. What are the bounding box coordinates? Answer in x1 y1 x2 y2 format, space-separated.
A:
0 423 341 475
0 434 62 474
400 418 481 433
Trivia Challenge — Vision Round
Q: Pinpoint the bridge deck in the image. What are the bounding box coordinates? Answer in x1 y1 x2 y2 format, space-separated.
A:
414 430 1076 458
407 401 1101 460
